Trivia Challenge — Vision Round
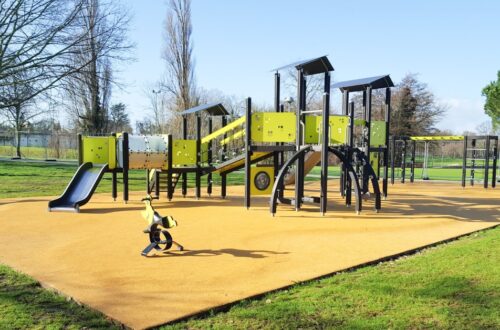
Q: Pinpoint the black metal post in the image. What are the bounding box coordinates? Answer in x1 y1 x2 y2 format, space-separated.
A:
273 71 281 185
383 88 391 197
294 70 306 210
244 97 252 209
155 170 160 198
491 137 498 188
484 136 490 188
167 134 173 200
110 133 117 201
471 138 476 186
182 115 188 196
320 73 330 215
410 140 416 183
461 135 467 187
77 133 83 165
207 116 213 195
391 137 396 184
195 115 201 199
122 132 129 203
221 115 228 198
401 139 407 184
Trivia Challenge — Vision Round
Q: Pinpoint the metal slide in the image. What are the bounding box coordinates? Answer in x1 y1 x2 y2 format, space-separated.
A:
48 162 108 212
284 151 322 185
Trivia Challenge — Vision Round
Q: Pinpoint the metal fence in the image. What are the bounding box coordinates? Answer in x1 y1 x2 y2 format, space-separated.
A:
0 131 79 160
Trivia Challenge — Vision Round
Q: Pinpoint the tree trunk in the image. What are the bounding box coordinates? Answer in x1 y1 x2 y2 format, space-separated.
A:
15 129 21 158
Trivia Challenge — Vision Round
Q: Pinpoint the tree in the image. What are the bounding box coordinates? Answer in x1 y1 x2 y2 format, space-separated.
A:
390 74 446 137
161 0 198 135
108 103 131 132
481 71 500 130
0 0 89 110
62 0 132 134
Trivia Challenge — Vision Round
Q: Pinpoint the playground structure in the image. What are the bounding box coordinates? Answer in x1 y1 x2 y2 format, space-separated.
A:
391 135 499 187
48 55 394 216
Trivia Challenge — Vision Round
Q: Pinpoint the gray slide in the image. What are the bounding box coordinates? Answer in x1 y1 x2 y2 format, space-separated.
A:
48 162 108 212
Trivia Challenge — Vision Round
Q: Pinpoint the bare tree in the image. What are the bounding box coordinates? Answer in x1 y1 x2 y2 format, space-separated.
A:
161 0 198 125
0 0 89 109
62 0 132 134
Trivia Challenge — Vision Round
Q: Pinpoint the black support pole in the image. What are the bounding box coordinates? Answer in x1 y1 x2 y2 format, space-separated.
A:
391 137 396 184
167 134 173 200
401 139 407 184
295 69 305 211
273 71 281 185
491 137 498 188
244 97 252 209
484 136 490 188
383 88 391 197
221 115 228 199
111 133 117 201
122 132 129 203
77 133 83 165
182 115 187 197
207 116 213 195
461 135 468 188
471 138 476 186
195 115 201 199
410 140 416 183
320 73 330 215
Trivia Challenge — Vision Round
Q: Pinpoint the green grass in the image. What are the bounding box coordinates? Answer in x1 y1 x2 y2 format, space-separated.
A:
0 265 120 329
0 160 498 329
0 161 245 198
0 146 78 160
163 228 500 329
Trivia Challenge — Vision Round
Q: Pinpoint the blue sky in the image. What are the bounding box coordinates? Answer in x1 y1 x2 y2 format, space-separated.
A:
115 0 499 133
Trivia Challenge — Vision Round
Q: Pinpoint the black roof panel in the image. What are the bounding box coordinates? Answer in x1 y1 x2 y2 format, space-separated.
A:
180 102 229 116
272 56 334 76
331 75 394 92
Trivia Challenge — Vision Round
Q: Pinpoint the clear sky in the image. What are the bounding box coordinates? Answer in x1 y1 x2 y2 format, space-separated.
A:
114 0 499 133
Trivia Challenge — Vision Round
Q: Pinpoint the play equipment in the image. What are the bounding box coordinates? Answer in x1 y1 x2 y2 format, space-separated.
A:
390 135 498 188
140 195 183 256
49 55 394 216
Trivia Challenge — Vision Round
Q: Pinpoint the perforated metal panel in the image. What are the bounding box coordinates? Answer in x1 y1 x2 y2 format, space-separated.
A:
251 113 296 143
172 139 197 166
304 115 349 145
370 121 386 147
82 136 116 169
126 135 168 169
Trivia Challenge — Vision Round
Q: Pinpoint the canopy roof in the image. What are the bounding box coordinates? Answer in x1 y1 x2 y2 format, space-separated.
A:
272 56 334 76
331 75 394 92
181 102 229 116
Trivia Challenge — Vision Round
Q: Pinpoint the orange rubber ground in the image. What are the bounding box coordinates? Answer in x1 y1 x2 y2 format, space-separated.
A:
0 181 498 329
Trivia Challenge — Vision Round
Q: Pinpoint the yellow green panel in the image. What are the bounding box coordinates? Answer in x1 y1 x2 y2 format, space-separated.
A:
251 112 296 143
304 115 349 145
330 115 349 145
82 136 116 169
172 139 196 166
370 121 386 147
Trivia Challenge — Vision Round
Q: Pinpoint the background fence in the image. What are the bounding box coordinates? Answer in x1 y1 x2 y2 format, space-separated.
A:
0 131 78 160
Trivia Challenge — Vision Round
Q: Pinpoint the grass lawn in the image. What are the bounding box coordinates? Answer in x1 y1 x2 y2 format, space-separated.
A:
0 160 498 329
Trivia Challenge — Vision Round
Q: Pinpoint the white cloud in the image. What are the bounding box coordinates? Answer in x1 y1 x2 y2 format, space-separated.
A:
435 97 490 134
